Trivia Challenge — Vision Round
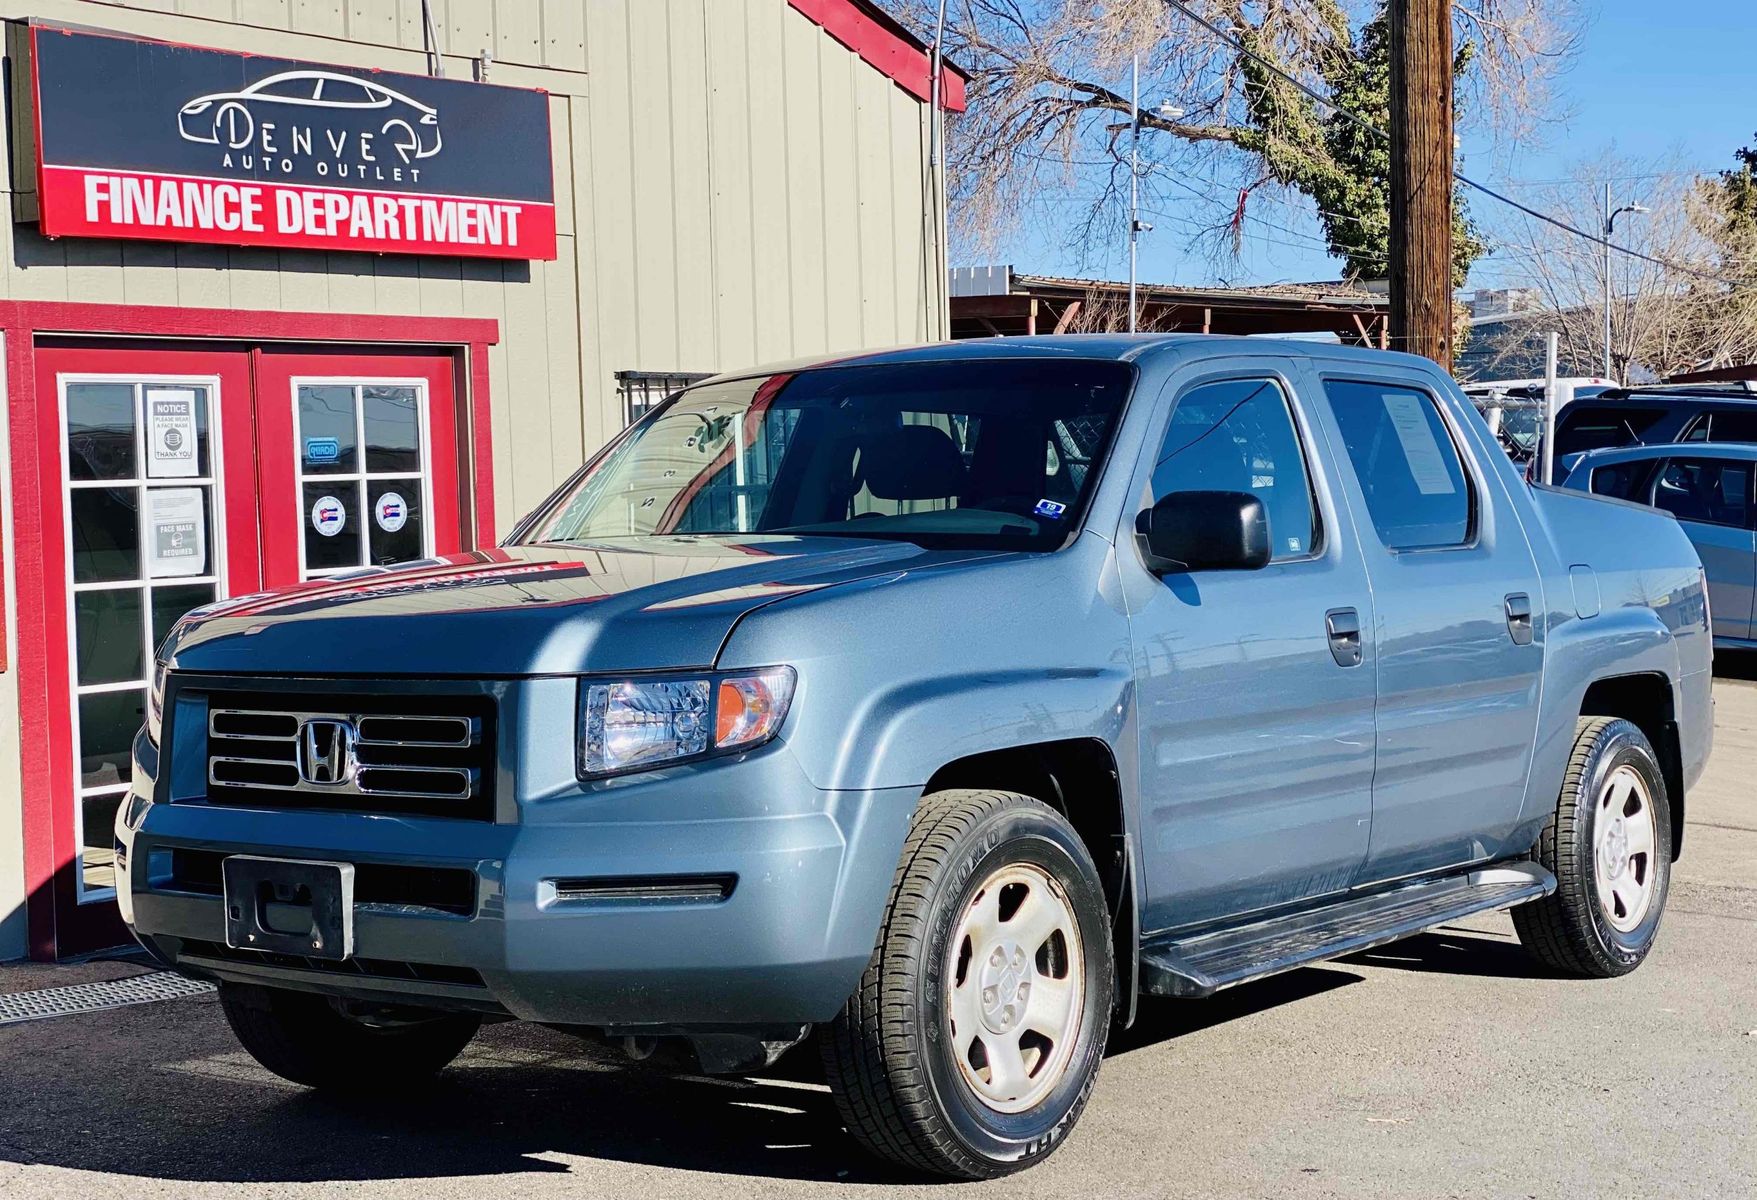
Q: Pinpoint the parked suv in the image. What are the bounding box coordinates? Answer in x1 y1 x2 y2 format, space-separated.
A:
120 337 1712 1178
1552 382 1757 483
1562 441 1757 647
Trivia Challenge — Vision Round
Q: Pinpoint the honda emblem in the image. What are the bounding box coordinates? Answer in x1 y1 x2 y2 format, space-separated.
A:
297 718 357 786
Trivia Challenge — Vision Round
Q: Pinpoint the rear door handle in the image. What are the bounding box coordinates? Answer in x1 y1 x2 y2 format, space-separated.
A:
1505 592 1534 645
1325 607 1363 668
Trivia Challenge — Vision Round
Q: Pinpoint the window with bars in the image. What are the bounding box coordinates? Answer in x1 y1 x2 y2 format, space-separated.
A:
615 370 712 428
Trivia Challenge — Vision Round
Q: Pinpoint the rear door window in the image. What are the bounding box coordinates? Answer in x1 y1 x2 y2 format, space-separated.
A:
1650 458 1754 529
1323 380 1472 550
1589 460 1656 501
1702 409 1757 444
1554 405 1669 456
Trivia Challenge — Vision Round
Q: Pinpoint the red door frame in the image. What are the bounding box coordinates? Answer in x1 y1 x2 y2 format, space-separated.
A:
4 301 500 959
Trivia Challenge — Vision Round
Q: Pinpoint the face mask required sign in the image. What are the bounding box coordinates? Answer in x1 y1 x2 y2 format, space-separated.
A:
25 26 557 260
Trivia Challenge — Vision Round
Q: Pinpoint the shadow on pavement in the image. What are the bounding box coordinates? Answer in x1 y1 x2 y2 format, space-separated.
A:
1712 651 1757 682
1111 965 1362 1056
2 973 1342 1187
0 940 1526 1186
1338 928 1568 979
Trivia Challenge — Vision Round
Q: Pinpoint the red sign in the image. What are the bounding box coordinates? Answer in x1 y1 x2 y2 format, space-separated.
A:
29 27 557 260
39 167 556 259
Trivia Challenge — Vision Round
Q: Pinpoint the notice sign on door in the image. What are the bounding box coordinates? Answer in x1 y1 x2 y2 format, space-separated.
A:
146 389 199 478
25 27 556 260
145 487 206 578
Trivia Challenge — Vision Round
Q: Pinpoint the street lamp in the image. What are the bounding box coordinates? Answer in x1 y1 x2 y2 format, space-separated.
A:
1603 183 1650 381
1126 52 1183 334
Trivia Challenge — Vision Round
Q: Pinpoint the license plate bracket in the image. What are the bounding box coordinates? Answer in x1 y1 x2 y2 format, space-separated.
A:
222 855 355 961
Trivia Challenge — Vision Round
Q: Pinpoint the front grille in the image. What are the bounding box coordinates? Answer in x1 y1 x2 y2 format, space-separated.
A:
164 849 476 916
179 939 486 989
202 691 495 821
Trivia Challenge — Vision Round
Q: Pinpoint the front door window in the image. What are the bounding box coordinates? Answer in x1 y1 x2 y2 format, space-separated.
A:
294 381 433 577
63 376 223 900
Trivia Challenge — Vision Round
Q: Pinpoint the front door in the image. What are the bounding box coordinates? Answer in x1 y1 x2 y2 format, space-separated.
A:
34 340 473 956
1119 361 1378 933
1307 370 1545 881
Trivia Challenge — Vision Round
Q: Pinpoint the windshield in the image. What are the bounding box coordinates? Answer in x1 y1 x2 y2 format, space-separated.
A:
1500 407 1540 450
520 359 1134 551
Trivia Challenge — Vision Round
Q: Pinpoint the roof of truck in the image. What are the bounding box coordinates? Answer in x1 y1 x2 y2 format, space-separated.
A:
702 334 1440 384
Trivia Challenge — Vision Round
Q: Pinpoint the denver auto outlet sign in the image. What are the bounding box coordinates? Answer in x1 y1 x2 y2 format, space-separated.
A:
26 26 557 260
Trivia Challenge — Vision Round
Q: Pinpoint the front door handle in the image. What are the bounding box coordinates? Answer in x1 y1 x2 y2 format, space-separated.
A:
1505 592 1534 645
1325 607 1363 668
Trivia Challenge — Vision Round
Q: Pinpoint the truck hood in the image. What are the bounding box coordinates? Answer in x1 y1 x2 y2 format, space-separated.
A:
166 538 995 677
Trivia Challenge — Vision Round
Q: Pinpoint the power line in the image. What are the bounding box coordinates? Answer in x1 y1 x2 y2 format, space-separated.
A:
1156 0 1738 287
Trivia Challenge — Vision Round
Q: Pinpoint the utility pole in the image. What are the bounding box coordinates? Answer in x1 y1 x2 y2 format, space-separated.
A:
1388 0 1453 369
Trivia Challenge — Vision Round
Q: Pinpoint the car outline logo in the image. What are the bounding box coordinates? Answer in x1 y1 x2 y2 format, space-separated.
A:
177 69 443 163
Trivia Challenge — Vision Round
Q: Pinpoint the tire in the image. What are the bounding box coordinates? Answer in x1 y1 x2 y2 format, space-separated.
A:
1513 717 1673 977
219 982 481 1092
820 789 1114 1179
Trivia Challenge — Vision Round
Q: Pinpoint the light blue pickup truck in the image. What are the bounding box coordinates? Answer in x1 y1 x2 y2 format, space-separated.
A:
119 337 1712 1178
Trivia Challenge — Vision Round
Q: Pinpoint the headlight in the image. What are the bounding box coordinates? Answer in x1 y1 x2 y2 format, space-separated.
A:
147 661 168 746
578 666 795 778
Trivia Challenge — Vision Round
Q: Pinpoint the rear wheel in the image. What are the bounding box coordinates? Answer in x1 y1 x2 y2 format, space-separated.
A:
821 789 1114 1179
219 982 480 1092
1514 717 1672 976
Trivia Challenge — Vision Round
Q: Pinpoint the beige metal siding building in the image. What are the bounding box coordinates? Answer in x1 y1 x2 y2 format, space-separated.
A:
0 0 959 958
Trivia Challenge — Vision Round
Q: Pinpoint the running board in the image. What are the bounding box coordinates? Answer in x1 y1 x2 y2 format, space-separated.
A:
1138 863 1556 999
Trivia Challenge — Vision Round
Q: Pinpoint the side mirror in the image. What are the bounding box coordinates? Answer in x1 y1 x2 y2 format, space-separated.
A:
1134 490 1272 574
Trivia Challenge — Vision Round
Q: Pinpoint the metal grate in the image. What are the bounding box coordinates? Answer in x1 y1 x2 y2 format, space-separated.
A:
615 370 712 428
0 970 214 1026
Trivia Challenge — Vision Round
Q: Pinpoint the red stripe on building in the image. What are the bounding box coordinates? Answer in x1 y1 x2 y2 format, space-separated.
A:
787 0 969 112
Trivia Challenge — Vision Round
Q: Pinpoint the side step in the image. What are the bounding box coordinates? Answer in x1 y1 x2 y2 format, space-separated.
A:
1138 863 1556 999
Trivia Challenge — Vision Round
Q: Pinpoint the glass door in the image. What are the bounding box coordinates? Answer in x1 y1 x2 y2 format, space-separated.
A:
291 379 436 577
254 349 465 586
63 376 219 898
34 344 260 952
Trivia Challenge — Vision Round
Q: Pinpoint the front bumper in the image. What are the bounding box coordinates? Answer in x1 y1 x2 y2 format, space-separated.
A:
118 681 916 1029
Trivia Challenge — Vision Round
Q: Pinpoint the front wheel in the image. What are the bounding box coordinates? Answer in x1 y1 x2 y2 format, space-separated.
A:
821 789 1114 1179
1514 717 1672 976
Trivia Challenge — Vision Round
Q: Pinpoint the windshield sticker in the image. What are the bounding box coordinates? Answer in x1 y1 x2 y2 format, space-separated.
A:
311 494 346 537
1381 391 1457 496
375 491 409 532
1033 499 1068 519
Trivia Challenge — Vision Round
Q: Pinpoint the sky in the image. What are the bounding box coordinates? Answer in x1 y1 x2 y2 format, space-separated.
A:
999 4 1757 292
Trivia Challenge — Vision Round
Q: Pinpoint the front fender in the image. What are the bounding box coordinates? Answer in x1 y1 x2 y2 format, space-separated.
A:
815 666 1134 793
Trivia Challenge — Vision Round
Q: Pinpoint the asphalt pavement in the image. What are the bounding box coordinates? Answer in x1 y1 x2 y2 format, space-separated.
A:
2 681 1753 1199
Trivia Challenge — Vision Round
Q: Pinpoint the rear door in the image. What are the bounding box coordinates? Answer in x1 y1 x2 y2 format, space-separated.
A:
1646 454 1756 641
1306 367 1545 881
